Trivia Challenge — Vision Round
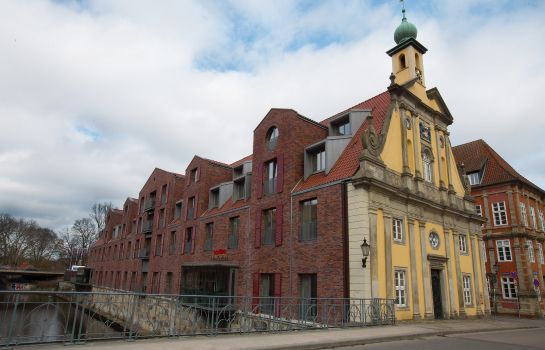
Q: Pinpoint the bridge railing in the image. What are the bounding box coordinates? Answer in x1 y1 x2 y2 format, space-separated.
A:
0 290 395 347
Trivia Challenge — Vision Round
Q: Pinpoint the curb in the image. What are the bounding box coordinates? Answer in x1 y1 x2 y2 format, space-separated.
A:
245 325 540 350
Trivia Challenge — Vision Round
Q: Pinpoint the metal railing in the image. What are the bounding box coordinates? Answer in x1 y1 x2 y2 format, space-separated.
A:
143 199 155 212
138 248 150 259
142 221 153 234
0 291 395 347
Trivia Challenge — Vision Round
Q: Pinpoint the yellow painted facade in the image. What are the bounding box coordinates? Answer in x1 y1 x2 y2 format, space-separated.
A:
347 17 489 320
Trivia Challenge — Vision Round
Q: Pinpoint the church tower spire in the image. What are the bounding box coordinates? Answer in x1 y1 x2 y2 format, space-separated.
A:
387 1 427 88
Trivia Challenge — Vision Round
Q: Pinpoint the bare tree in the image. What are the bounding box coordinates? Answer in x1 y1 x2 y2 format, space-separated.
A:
90 202 112 234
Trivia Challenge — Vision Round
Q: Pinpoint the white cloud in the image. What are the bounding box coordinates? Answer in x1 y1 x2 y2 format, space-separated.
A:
0 0 544 231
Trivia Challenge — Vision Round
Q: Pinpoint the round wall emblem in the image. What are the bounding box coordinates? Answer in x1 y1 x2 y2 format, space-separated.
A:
429 231 440 249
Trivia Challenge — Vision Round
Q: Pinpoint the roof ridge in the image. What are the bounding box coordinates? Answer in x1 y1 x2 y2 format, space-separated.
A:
320 90 389 125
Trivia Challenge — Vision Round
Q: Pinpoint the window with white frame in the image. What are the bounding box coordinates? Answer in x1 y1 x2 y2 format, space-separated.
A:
481 240 487 262
538 243 544 264
394 270 407 307
501 277 517 299
530 207 537 230
467 172 481 186
520 203 528 227
496 239 512 261
475 205 482 216
458 234 468 254
422 152 433 183
463 275 472 305
393 218 403 242
527 240 535 263
492 202 508 226
539 210 545 231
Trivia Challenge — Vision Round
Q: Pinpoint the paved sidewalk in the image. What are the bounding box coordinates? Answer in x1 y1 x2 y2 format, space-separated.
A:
16 317 545 350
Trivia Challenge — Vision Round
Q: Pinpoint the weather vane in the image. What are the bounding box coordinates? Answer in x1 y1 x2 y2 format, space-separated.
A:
400 0 407 18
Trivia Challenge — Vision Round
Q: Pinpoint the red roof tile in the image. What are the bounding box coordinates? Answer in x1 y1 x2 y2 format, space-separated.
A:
452 139 544 194
296 91 391 191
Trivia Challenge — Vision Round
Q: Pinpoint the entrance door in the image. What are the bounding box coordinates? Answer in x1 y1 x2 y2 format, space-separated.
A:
431 269 443 319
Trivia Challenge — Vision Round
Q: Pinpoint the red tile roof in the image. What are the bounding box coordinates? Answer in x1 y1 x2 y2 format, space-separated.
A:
296 91 391 191
452 139 544 194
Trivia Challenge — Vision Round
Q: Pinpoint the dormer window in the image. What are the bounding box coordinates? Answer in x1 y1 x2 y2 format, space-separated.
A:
467 171 481 186
233 178 246 201
209 187 220 209
331 117 351 136
190 168 198 182
311 148 325 172
233 165 244 178
266 126 279 150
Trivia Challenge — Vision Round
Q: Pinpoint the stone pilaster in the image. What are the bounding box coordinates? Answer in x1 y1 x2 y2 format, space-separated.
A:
453 231 466 317
419 222 433 318
369 211 379 298
408 219 421 319
470 234 483 316
444 229 458 318
384 215 394 299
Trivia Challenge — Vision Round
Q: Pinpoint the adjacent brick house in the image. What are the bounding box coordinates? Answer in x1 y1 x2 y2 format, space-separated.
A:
453 139 545 317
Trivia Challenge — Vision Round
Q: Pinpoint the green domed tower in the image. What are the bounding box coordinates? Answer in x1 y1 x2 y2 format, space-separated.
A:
394 9 417 44
386 4 428 89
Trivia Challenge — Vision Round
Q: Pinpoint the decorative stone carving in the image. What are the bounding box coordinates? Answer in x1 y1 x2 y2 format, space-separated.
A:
459 162 471 195
361 114 384 160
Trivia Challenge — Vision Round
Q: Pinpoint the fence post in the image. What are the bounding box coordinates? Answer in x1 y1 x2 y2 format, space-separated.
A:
76 294 87 344
5 293 20 348
69 294 81 344
127 294 138 341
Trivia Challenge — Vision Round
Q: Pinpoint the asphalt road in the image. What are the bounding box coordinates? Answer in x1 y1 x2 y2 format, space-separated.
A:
331 328 545 350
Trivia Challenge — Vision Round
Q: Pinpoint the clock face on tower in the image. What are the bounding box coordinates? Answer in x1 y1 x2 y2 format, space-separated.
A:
429 231 440 249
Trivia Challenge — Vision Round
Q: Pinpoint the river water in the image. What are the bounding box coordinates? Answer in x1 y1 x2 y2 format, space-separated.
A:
0 293 121 345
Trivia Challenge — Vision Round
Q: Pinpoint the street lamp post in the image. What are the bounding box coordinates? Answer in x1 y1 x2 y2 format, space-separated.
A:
360 239 370 268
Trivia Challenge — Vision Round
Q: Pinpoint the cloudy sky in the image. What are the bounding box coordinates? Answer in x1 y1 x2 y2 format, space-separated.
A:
1 0 544 231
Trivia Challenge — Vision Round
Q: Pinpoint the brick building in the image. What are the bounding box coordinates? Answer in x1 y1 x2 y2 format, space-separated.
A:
453 139 545 317
88 10 488 320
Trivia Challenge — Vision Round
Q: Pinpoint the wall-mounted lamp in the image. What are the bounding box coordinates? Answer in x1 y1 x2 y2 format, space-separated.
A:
360 238 370 268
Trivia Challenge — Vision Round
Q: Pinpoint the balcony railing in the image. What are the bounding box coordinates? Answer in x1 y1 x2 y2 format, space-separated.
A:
142 221 153 235
143 198 155 212
138 248 150 259
264 178 276 195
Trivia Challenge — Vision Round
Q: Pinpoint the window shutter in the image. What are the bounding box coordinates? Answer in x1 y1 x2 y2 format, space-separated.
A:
256 163 264 199
252 272 260 311
275 205 283 246
194 194 199 219
276 154 284 193
191 227 196 254
254 210 262 248
181 232 186 255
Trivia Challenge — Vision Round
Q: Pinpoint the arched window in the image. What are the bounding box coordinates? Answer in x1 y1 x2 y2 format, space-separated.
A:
422 151 433 183
415 53 420 69
399 54 407 69
266 126 279 150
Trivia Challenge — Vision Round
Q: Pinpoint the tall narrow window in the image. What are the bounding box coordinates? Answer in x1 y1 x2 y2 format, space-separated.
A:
263 208 277 245
204 223 213 251
394 270 407 307
496 239 512 262
174 201 183 219
299 274 317 320
259 274 275 314
165 272 173 294
527 240 535 263
169 231 176 255
161 184 167 204
190 168 198 182
458 234 468 254
264 160 277 195
301 199 318 241
266 127 279 150
228 217 239 249
530 207 537 230
538 242 544 264
481 240 487 262
392 218 403 242
492 202 508 226
184 227 193 254
539 210 545 231
312 150 325 172
155 235 162 256
475 205 482 216
520 203 528 227
463 275 472 305
422 152 432 183
159 208 165 228
188 196 196 219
